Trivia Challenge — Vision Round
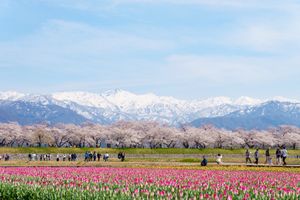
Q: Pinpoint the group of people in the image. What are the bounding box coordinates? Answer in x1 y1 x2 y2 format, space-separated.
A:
28 153 78 161
56 154 78 162
247 147 288 165
28 153 51 161
0 154 10 161
26 152 125 162
84 151 102 162
201 147 289 166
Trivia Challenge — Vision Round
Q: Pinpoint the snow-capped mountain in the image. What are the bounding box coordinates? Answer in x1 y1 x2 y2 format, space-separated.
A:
0 91 26 101
0 99 87 125
1 89 300 129
191 101 300 130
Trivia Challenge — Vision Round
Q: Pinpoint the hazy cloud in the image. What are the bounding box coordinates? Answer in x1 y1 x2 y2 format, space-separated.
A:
0 19 174 70
165 54 300 83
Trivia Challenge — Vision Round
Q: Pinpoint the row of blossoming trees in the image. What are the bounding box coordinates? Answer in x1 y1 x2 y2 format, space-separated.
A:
0 121 299 149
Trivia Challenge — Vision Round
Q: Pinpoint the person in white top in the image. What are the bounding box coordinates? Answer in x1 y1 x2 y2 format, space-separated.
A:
32 153 36 161
281 147 288 165
104 153 109 162
216 154 222 165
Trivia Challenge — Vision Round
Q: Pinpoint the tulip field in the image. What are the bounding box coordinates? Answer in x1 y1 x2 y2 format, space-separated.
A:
0 167 299 200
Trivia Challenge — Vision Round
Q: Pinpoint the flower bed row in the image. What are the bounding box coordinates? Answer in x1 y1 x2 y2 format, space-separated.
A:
0 167 299 199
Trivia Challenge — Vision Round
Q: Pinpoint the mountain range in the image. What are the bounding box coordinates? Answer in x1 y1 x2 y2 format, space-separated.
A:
1 89 300 130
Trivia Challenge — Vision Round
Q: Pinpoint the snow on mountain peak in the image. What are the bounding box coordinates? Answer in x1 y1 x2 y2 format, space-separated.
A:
103 90 170 108
2 89 300 126
234 96 263 106
192 96 232 108
270 96 300 103
20 94 54 105
52 91 116 109
101 88 128 96
0 91 25 101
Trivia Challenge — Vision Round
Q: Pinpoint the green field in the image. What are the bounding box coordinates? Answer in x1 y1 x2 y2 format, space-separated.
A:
0 147 299 155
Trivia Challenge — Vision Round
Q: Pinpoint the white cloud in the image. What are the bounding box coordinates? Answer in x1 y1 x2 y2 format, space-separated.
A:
226 17 300 53
37 1 300 55
0 19 174 70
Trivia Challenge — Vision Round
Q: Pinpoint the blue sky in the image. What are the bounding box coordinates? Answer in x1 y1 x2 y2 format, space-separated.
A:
1 0 300 99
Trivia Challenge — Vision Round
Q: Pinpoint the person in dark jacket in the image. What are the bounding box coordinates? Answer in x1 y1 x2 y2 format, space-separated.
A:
93 151 97 161
265 148 270 164
276 148 281 165
201 156 208 166
97 153 101 161
254 149 259 165
118 152 125 162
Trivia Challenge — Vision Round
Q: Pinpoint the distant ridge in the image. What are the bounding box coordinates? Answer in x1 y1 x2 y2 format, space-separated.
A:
1 90 300 129
191 101 300 130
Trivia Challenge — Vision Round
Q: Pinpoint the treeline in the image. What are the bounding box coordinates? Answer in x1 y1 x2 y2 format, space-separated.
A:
0 121 299 149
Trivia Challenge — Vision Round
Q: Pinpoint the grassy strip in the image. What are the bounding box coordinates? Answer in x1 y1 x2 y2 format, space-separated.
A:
0 147 299 155
1 160 300 172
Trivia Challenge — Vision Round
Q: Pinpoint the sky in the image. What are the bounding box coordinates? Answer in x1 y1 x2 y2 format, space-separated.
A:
1 0 300 100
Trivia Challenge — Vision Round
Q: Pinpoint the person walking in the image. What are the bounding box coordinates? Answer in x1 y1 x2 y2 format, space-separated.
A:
93 151 97 161
245 149 252 164
265 148 270 164
89 152 93 161
84 152 89 162
281 147 288 166
32 153 36 161
254 149 259 165
276 148 282 165
216 154 222 165
97 153 101 161
28 153 32 161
